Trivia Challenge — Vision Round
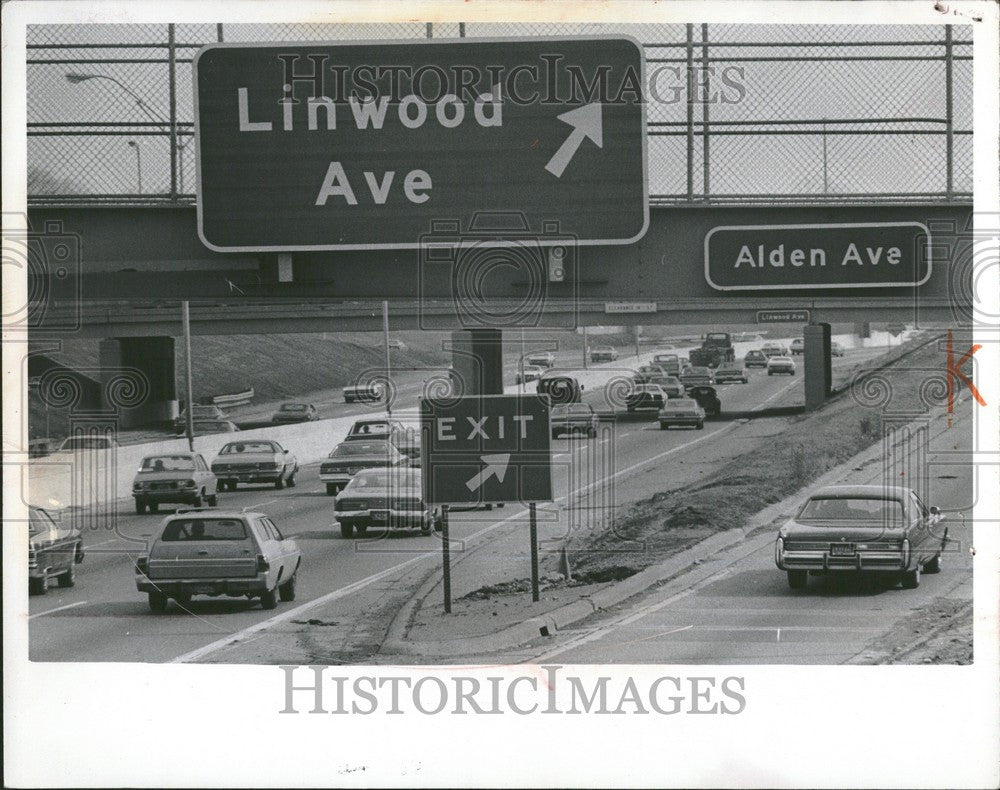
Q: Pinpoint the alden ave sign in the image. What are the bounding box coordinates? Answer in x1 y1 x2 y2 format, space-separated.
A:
704 222 932 291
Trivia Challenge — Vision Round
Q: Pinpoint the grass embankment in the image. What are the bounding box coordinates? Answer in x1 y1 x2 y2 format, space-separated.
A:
560 334 947 581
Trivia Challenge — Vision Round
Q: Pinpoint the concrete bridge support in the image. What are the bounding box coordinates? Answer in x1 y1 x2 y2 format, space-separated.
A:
450 329 504 396
804 322 833 411
98 336 178 428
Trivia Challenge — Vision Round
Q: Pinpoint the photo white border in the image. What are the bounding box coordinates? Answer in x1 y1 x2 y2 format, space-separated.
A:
3 2 998 788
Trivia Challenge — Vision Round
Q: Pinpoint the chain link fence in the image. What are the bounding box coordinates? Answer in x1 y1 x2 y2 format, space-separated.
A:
26 22 972 205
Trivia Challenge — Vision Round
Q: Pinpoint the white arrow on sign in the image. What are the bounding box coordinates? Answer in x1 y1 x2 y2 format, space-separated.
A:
465 453 511 492
545 103 604 178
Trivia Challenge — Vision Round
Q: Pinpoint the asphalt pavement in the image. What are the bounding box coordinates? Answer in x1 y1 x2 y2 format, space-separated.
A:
28 342 897 663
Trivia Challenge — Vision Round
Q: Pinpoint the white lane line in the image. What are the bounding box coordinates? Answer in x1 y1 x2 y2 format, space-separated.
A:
29 601 87 620
635 624 693 643
172 413 741 663
751 378 800 411
776 628 781 643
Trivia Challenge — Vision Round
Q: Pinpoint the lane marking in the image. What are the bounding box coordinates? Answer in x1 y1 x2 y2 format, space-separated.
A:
171 419 742 663
635 624 693 643
29 601 87 620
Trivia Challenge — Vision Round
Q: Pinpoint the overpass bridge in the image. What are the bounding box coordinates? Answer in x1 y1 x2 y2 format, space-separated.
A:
25 201 972 427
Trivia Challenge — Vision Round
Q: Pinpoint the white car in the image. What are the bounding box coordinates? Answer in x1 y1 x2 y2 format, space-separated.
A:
767 356 797 376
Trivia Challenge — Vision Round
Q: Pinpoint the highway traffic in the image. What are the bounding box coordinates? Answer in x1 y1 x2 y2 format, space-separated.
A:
28 338 909 663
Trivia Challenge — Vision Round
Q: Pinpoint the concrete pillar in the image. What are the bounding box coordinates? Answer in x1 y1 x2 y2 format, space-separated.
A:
450 329 503 395
803 322 832 411
855 321 871 339
99 336 178 428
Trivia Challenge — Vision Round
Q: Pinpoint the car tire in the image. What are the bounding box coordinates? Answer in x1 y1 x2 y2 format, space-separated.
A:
421 521 432 535
135 498 147 515
345 396 354 404
274 474 285 491
434 516 443 533
787 570 808 589
768 371 773 376
174 593 192 607
57 563 75 588
697 422 704 430
901 566 921 589
149 502 159 513
924 552 942 574
357 524 368 537
148 591 168 613
588 427 597 438
326 483 338 496
260 587 278 610
207 493 218 507
286 472 296 488
340 522 354 538
191 491 203 508
75 541 85 564
279 574 297 602
29 575 47 596
229 480 239 492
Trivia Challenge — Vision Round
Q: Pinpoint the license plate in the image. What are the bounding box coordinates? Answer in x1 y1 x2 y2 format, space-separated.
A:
830 543 856 556
239 474 253 481
193 585 214 595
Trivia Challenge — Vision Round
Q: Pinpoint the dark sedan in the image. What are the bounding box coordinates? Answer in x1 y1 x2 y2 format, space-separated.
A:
320 439 408 496
775 485 948 589
271 402 317 424
714 365 748 384
29 506 84 595
658 398 705 430
551 404 600 438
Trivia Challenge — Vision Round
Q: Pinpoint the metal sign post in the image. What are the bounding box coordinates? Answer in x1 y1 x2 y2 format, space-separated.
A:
529 503 539 603
441 505 451 614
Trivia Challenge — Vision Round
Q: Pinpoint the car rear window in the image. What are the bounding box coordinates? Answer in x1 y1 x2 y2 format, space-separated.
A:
349 470 421 490
281 404 307 411
141 455 195 471
799 497 904 522
350 422 390 435
160 519 249 541
220 442 275 454
331 441 391 456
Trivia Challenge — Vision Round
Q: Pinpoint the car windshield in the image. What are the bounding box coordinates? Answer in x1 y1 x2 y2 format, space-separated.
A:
220 442 275 454
160 518 248 541
798 497 905 523
141 455 195 471
347 470 420 490
280 404 307 412
663 400 696 411
330 441 391 457
664 376 681 385
194 421 228 430
718 367 740 374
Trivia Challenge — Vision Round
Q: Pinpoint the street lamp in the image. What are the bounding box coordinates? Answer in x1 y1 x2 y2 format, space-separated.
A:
66 72 189 193
127 140 143 194
65 72 164 126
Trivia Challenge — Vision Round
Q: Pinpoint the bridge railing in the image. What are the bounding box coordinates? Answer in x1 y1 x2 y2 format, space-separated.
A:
26 22 972 206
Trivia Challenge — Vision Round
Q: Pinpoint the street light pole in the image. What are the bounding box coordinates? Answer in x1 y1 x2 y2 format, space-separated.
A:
383 300 392 418
127 140 143 193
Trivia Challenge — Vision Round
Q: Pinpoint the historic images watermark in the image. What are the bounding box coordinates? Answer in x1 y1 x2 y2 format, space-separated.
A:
279 665 746 716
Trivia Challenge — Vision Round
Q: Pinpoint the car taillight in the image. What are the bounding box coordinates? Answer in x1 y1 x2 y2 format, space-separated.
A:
28 547 37 569
256 554 270 572
901 538 910 567
136 556 148 574
774 537 784 565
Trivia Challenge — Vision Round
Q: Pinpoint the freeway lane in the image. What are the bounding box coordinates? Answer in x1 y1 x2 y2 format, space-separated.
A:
27 345 888 663
518 403 974 665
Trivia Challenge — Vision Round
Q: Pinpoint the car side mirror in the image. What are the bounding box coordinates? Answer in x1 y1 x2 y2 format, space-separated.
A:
929 505 940 516
283 449 289 453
